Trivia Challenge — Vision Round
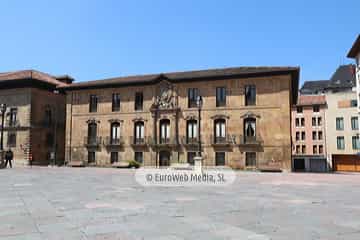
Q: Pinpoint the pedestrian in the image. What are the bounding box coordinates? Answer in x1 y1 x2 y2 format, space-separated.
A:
4 149 13 168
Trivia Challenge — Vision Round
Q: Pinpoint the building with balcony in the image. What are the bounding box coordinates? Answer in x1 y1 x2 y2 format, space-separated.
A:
0 70 71 166
60 66 299 171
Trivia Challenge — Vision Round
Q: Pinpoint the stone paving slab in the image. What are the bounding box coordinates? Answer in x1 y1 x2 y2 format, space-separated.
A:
0 167 360 239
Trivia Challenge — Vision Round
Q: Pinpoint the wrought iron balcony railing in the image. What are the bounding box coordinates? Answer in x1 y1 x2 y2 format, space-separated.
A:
180 136 199 146
238 135 263 146
84 136 102 147
104 136 124 146
210 135 235 146
130 136 149 146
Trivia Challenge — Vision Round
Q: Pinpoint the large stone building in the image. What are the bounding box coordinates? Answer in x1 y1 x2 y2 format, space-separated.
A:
60 66 299 171
0 70 71 166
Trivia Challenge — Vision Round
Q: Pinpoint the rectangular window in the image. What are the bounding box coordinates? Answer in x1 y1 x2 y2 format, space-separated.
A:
336 117 344 130
88 151 96 163
112 93 121 112
313 145 317 154
295 132 300 141
351 99 358 107
318 117 322 126
313 105 320 112
337 136 345 150
245 152 256 167
135 92 143 111
312 117 317 126
216 87 226 107
110 152 119 164
215 152 225 166
297 106 303 113
312 131 317 140
352 136 360 150
245 85 256 106
188 88 199 108
351 117 359 130
7 132 16 147
319 145 324 154
9 108 18 126
301 118 305 127
89 95 98 112
301 132 305 140
318 131 323 140
135 152 143 164
295 118 300 127
187 152 196 165
302 145 306 154
296 145 300 154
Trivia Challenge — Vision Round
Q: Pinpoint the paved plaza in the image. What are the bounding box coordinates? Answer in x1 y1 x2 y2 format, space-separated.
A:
0 167 360 240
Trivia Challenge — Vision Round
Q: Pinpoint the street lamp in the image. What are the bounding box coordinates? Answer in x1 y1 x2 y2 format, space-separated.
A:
0 103 7 151
196 95 203 157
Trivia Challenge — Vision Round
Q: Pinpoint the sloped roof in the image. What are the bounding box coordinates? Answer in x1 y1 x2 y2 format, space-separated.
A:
0 70 68 87
300 80 330 94
297 95 326 106
60 66 299 89
347 34 360 58
327 64 356 89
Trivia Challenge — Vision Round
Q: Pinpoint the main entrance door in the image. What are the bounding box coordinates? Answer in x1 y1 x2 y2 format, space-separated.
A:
159 151 170 167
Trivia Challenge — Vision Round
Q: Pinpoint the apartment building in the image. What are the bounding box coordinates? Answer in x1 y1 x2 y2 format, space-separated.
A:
291 94 328 172
60 66 299 171
0 70 71 166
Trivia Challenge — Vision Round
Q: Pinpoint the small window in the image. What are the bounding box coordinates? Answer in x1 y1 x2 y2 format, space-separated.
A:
313 105 320 112
214 119 226 143
188 88 199 108
134 121 145 143
295 132 300 141
9 108 18 126
336 117 344 130
301 132 305 140
351 99 358 107
337 136 345 150
301 145 306 154
317 117 322 126
245 85 256 106
351 117 359 130
312 117 317 126
245 152 256 167
301 118 305 127
296 145 300 154
295 118 300 127
352 136 360 150
297 107 303 113
88 151 96 163
313 145 317 154
89 95 98 112
112 93 121 112
318 131 323 140
135 92 143 111
215 152 225 166
312 131 317 140
135 152 143 164
7 132 16 147
187 152 196 165
216 87 226 107
111 152 119 164
319 145 324 154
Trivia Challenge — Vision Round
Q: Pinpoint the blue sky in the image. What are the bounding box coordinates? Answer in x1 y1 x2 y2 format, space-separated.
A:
0 0 359 86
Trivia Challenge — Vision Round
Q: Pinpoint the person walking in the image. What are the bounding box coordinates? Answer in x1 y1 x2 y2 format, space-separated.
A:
4 149 13 168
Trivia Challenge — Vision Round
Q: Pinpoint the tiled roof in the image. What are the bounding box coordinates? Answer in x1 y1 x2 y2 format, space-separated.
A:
300 80 330 94
297 95 326 106
59 66 299 89
0 70 68 87
347 34 360 58
328 64 356 89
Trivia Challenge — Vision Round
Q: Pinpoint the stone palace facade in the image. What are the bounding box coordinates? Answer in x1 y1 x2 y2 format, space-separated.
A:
60 67 299 171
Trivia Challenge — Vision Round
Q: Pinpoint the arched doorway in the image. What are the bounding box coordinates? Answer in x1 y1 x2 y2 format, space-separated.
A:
159 151 170 166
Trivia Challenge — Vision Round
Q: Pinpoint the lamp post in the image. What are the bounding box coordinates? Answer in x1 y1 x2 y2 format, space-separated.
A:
196 95 203 157
0 103 7 151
